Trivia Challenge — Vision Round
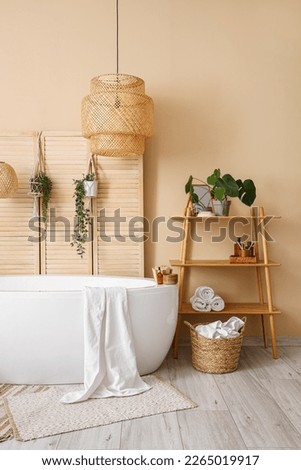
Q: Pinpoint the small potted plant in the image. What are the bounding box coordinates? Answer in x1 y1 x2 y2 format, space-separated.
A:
83 172 98 197
71 173 97 257
185 169 256 216
29 172 52 222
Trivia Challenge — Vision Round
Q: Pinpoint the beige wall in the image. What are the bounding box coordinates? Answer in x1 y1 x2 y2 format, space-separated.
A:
0 0 300 335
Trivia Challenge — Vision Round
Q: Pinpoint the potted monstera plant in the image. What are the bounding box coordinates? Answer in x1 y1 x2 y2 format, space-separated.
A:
185 169 256 216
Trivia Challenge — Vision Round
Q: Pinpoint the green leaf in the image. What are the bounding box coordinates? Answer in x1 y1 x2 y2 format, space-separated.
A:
239 179 256 206
236 180 243 201
185 175 193 194
191 193 199 204
207 168 220 186
214 186 225 201
222 174 239 197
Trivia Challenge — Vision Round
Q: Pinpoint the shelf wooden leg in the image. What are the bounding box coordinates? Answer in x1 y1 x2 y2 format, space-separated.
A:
173 314 182 359
261 314 268 348
259 207 279 359
269 314 278 359
175 217 190 358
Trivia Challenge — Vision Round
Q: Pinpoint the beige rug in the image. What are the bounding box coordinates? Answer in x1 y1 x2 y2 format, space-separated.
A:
0 384 49 442
3 375 197 442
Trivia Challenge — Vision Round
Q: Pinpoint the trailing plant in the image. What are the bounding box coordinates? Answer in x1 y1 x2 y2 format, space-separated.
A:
30 172 52 222
71 173 95 257
185 169 256 209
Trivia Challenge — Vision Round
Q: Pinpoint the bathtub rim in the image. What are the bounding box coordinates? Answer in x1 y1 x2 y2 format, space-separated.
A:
0 274 175 293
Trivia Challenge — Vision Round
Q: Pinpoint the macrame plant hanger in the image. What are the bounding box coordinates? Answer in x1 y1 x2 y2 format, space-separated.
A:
29 132 45 217
84 154 98 202
86 154 97 179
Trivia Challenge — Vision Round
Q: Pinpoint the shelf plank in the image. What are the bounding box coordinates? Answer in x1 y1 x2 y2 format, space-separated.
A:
170 259 281 267
170 215 281 221
179 302 281 315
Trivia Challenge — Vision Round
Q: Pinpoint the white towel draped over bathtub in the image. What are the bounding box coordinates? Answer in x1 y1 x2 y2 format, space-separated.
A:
61 286 150 404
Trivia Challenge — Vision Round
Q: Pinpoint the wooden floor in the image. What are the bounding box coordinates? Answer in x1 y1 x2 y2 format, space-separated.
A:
1 342 301 450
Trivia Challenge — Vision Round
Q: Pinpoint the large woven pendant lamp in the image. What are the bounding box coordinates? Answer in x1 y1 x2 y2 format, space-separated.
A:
81 0 154 157
0 162 18 198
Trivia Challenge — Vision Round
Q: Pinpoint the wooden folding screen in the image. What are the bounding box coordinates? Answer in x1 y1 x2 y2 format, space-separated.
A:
40 132 92 274
94 156 144 276
0 132 39 274
0 131 144 276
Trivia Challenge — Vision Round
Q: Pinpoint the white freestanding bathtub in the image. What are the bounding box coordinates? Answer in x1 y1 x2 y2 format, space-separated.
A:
0 275 178 384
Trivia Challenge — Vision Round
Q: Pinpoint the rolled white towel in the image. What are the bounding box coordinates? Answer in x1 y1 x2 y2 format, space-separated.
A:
190 295 212 312
208 295 225 312
194 286 215 302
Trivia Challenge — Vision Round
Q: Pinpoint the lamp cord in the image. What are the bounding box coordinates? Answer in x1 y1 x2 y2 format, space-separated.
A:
116 0 119 74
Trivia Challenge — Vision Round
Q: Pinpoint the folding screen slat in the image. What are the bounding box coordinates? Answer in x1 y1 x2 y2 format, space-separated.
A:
0 132 39 274
41 131 92 274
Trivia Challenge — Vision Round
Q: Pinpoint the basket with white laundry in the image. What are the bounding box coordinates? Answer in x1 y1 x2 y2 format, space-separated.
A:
184 315 247 374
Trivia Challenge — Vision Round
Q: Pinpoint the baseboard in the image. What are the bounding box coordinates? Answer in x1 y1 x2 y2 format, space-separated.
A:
180 336 301 347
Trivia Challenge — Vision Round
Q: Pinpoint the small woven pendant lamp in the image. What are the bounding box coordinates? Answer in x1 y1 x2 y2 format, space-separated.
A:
0 162 18 198
81 0 153 157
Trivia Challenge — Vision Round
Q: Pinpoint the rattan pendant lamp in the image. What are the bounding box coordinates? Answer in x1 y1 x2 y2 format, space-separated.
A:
81 0 154 157
0 162 18 198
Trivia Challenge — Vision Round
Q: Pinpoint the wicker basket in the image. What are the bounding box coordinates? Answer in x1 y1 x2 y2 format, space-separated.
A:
184 317 246 374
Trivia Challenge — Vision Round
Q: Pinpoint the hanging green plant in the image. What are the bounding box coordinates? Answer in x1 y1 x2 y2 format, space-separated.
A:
71 173 96 257
29 172 52 223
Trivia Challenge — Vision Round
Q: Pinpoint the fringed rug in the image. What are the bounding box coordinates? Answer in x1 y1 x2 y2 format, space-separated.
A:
2 375 197 442
0 384 49 442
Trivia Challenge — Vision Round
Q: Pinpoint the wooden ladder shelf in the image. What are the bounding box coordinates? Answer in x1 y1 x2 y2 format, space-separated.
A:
170 206 281 359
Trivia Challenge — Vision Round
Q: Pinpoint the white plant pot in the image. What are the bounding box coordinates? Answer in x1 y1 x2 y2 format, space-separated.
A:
84 180 98 198
212 199 231 216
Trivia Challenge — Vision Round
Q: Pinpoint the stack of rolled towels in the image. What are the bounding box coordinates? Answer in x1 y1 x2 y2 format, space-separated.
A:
190 286 225 312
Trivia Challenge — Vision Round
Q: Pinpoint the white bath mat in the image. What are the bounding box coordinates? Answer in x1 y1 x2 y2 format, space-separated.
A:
4 375 197 441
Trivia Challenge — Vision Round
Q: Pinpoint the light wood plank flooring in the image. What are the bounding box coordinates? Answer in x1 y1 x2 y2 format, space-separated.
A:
1 343 301 450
